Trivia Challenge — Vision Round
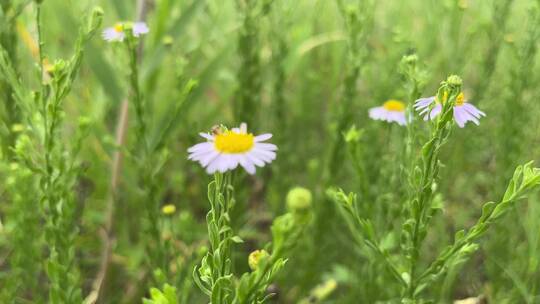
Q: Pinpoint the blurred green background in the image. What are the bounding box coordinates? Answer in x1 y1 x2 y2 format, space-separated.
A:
1 0 540 303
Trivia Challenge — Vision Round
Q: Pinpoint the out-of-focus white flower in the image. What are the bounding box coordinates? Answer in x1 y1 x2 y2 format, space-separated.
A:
414 92 485 128
102 22 149 42
187 123 277 175
368 100 408 126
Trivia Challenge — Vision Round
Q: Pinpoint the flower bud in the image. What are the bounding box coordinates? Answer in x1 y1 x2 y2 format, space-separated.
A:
286 187 312 212
162 35 174 47
402 54 418 65
248 249 270 271
344 125 363 143
78 116 92 129
88 6 104 32
197 245 208 258
446 75 463 86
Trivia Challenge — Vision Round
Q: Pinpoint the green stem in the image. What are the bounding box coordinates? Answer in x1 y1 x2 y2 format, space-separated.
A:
405 85 458 299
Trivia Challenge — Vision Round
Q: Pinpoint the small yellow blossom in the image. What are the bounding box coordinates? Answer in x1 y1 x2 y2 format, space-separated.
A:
11 124 26 133
161 204 176 215
248 249 270 270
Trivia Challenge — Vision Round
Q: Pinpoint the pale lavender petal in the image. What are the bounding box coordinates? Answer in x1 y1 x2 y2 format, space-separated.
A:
462 103 486 118
254 143 278 151
102 28 124 42
385 111 396 122
463 110 480 125
425 104 442 120
368 107 389 121
252 148 276 162
394 112 407 126
454 105 480 127
133 22 149 36
245 153 265 167
254 133 272 142
216 155 231 173
453 106 466 128
188 144 215 157
239 123 248 133
199 132 214 141
239 155 256 174
226 154 239 171
224 154 238 172
188 149 212 160
206 155 223 174
387 111 406 126
188 142 213 153
199 151 220 167
414 97 436 110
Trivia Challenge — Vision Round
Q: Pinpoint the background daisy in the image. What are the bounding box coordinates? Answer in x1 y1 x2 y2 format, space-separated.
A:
368 99 408 126
102 21 149 42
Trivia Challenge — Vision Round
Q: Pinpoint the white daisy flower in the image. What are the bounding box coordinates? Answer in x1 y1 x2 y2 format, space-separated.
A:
102 21 149 42
414 92 486 128
368 99 408 126
187 123 277 175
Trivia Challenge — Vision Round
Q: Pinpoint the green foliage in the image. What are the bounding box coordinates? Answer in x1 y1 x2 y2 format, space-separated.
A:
143 284 178 304
1 0 540 303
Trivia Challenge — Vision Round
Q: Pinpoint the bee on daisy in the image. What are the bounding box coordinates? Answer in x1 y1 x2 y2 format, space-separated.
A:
102 21 149 42
368 99 408 126
188 123 277 175
414 92 485 128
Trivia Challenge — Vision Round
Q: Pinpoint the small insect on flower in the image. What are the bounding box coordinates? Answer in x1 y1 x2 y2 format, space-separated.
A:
187 123 277 175
368 99 408 126
414 92 485 128
102 22 149 42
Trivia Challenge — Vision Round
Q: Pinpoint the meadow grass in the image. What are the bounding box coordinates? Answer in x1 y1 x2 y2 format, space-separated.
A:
0 0 540 303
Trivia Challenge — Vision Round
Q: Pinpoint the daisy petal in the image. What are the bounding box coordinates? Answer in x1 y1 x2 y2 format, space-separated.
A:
414 97 436 110
188 142 213 153
239 155 256 174
199 132 214 141
368 107 387 120
255 133 272 142
245 153 265 167
239 123 247 133
133 22 149 36
255 143 278 151
102 28 124 42
427 104 442 120
206 155 223 174
453 106 466 128
200 151 220 167
462 103 486 118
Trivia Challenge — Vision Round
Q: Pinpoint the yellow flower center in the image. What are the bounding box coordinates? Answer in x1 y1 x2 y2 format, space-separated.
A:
214 131 254 153
114 23 124 33
382 100 405 112
439 92 465 106
455 92 465 106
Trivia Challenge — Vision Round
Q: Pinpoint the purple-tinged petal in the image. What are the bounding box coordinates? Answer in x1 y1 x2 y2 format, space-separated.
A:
199 132 214 141
255 133 273 142
414 97 436 110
